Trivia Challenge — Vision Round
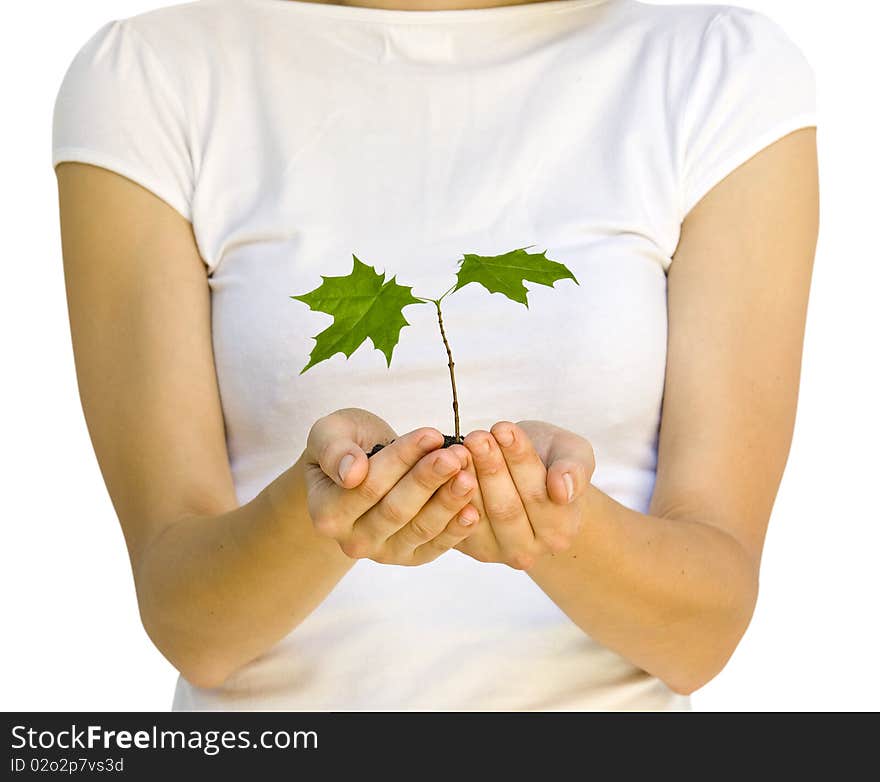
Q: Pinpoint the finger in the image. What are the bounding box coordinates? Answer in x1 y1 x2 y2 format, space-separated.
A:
308 418 444 538
451 451 501 559
410 507 482 565
494 421 583 553
463 429 535 568
382 451 477 556
490 421 550 514
347 445 466 554
341 426 447 517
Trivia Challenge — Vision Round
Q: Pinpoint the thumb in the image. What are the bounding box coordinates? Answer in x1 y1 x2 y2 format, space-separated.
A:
546 460 587 505
545 433 595 506
306 408 392 489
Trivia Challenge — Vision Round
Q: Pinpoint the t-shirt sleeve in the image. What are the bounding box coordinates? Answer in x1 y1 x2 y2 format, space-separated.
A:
678 7 817 219
52 18 194 223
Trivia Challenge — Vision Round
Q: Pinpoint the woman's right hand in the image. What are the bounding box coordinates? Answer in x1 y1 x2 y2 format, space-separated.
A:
301 408 482 566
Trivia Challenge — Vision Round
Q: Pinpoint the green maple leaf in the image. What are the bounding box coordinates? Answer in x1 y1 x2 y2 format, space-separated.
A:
290 254 422 374
451 245 578 307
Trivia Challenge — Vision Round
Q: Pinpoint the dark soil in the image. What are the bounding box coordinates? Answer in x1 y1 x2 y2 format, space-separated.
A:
367 434 463 458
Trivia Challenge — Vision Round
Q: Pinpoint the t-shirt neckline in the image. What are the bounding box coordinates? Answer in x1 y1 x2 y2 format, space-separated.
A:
245 0 615 25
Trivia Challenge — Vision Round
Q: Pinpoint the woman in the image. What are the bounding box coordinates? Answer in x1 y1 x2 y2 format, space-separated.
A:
52 0 819 710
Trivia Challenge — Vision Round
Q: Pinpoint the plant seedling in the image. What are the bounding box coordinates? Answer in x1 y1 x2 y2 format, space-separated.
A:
290 245 578 454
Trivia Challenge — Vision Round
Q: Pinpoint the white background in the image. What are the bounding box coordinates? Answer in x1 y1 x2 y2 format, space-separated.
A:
1 0 877 711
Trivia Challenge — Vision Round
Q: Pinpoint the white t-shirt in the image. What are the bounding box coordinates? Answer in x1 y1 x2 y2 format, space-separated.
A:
52 0 817 710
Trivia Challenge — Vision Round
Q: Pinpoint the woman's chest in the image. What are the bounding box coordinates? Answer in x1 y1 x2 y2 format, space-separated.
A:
190 22 682 278
192 30 678 498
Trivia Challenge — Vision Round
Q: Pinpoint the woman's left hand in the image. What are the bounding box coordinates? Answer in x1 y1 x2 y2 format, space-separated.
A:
454 420 596 570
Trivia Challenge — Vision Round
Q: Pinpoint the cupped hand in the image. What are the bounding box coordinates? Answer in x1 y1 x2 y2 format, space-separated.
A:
454 420 596 570
302 408 482 566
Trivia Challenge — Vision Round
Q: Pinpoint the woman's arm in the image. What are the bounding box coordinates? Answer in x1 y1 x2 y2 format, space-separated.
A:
55 162 354 688
455 127 819 695
56 164 482 688
527 127 820 694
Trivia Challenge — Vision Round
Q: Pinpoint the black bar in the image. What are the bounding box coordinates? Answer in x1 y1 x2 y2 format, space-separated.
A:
2 712 868 776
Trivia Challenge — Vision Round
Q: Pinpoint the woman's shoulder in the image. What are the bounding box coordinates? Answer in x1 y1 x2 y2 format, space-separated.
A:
619 1 814 111
624 0 813 74
66 1 257 77
118 0 254 61
124 0 250 35
620 1 799 49
57 1 252 122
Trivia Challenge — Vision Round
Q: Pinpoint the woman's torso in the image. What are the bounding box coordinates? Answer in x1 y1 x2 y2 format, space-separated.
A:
123 0 704 710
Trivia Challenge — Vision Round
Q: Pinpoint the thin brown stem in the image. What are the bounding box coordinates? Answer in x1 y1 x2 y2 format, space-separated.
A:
434 299 460 442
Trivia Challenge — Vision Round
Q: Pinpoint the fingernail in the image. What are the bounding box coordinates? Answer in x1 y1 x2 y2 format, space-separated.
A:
494 427 514 447
419 432 442 449
338 453 355 483
451 473 472 496
563 472 575 503
460 507 478 525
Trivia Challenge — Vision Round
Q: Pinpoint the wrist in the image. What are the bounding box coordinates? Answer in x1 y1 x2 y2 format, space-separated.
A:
258 451 312 543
